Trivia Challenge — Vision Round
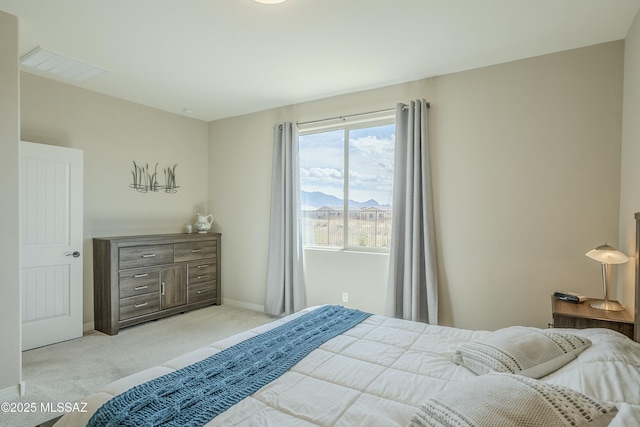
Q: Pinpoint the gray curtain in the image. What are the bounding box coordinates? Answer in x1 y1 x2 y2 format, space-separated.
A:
265 122 306 316
386 99 438 324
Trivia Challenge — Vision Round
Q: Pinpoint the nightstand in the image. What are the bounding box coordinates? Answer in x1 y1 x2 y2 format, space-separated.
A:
551 296 635 340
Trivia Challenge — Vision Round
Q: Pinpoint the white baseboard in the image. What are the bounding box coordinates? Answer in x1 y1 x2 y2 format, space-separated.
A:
0 381 25 401
222 298 264 313
83 321 95 332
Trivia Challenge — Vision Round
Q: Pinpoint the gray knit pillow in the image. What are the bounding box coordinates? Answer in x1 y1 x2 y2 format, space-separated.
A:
409 373 617 427
452 327 591 378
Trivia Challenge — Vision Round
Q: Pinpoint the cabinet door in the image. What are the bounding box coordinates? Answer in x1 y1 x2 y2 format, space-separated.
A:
160 264 186 309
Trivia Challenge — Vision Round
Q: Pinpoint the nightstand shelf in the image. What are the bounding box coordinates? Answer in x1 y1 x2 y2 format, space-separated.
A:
551 296 634 340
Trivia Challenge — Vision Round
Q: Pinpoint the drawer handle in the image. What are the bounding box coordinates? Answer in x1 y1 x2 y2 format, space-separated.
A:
197 264 209 269
134 285 149 291
161 282 165 296
133 273 149 278
134 302 149 308
141 254 157 258
197 275 210 280
197 290 209 294
191 249 203 253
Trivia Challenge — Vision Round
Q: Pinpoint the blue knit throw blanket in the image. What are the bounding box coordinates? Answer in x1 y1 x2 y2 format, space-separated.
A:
87 305 372 427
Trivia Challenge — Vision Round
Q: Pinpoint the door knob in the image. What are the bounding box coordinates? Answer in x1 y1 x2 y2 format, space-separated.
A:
65 251 81 258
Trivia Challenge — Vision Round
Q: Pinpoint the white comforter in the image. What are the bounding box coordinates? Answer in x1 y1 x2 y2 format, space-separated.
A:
55 308 640 426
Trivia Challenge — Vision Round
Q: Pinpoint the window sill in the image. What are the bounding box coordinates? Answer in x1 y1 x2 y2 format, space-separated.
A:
303 247 390 256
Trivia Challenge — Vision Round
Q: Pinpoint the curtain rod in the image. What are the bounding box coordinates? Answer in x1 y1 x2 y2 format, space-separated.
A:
297 102 430 127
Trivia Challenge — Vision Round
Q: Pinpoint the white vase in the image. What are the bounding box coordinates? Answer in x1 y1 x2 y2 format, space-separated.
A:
194 213 213 233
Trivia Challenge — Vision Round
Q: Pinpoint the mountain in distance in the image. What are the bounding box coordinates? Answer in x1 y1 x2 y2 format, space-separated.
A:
301 190 388 210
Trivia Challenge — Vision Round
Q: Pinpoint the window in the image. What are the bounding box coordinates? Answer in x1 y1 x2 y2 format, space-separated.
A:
299 119 395 250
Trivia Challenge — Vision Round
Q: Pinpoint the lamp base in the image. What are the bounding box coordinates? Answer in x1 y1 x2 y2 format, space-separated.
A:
590 299 625 311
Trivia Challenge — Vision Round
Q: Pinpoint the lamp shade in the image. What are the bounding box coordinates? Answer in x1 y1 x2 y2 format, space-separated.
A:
585 244 629 264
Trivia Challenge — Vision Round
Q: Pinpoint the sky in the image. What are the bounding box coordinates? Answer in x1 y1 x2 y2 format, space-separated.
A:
299 123 395 206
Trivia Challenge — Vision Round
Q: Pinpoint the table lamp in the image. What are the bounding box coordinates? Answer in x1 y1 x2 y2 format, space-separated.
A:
585 243 628 311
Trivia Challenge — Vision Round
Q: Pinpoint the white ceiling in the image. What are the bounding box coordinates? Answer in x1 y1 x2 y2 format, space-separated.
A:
1 0 639 122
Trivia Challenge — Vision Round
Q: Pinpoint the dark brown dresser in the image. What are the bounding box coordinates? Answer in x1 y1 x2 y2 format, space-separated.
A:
93 233 221 335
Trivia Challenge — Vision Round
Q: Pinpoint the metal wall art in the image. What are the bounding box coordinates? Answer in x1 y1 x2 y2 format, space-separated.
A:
130 161 179 193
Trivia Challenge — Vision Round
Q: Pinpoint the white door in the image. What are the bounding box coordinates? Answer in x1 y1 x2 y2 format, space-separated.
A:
20 141 83 350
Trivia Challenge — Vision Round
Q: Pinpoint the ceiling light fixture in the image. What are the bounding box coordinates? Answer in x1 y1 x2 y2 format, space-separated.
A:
254 0 287 4
20 46 108 82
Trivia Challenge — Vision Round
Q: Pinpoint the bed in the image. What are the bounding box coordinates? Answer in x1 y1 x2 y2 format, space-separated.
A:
54 217 640 426
53 308 640 426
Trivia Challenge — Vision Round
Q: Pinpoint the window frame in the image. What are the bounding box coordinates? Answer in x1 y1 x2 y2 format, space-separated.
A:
298 113 395 253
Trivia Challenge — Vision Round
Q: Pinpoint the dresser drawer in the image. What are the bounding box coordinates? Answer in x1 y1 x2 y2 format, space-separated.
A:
188 282 217 304
120 293 160 321
119 269 160 298
187 258 217 285
119 244 174 270
175 240 217 262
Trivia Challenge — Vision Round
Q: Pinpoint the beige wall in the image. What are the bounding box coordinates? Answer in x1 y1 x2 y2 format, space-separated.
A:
0 11 22 398
435 43 623 328
20 73 210 327
209 41 624 330
618 10 640 316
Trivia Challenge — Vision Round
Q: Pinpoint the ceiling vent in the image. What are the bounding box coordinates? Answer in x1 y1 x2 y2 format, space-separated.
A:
20 46 108 82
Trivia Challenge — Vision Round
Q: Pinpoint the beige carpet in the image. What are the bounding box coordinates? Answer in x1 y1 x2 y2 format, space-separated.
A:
1 305 276 427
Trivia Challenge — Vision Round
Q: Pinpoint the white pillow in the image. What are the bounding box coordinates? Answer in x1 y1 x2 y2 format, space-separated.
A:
452 326 591 378
409 373 617 427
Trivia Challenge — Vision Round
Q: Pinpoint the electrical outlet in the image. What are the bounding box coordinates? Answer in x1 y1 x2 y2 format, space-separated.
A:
342 292 349 302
